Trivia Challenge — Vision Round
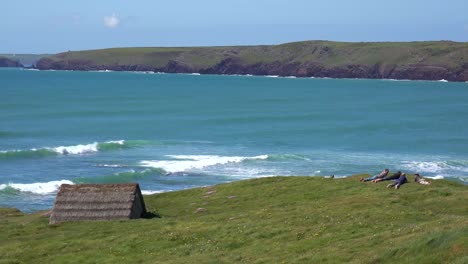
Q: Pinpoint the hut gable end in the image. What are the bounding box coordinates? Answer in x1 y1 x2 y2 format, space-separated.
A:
50 183 147 224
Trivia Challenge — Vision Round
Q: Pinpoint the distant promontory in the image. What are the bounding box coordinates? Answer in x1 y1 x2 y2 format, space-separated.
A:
0 57 23 68
35 41 468 82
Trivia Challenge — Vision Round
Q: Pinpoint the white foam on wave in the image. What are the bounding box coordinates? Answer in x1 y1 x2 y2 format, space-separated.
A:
141 190 171 195
52 140 125 155
212 166 277 179
457 176 468 183
106 140 125 145
133 71 155 74
53 143 99 154
97 164 124 168
438 79 448 82
401 160 468 182
0 140 126 157
402 161 447 173
384 78 411 82
0 180 73 194
402 160 468 172
140 154 268 173
425 175 445 180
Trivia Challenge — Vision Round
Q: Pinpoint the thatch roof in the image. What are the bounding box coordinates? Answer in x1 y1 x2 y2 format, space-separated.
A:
50 183 146 224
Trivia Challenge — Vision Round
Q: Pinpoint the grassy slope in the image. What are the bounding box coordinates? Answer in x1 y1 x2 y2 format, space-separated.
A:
44 41 468 70
0 175 467 263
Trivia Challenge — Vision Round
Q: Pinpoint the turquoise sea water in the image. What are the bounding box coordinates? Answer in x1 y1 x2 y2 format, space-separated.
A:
1 68 467 212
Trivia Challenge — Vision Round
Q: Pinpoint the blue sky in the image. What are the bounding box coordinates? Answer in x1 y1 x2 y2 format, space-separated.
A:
1 0 467 53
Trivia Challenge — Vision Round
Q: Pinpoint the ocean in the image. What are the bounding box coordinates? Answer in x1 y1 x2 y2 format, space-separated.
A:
1 68 467 212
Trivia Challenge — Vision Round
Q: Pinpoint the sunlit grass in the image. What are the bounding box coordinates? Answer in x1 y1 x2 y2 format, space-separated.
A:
1 175 466 263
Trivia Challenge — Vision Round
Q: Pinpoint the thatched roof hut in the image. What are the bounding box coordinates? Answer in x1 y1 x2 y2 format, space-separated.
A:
49 183 146 224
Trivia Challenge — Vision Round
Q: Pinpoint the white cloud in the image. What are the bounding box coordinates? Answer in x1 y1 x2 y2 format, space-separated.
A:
104 13 120 28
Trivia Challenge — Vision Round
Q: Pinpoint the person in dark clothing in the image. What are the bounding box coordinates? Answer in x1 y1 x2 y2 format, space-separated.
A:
373 171 401 183
387 173 408 189
360 168 389 182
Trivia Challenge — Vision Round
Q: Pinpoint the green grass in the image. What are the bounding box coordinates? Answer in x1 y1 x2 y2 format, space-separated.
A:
1 175 467 263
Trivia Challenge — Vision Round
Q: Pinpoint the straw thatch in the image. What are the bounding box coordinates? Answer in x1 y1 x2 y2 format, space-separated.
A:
49 183 146 224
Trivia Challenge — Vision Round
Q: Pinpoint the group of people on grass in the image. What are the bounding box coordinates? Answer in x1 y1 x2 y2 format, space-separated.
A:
360 168 432 189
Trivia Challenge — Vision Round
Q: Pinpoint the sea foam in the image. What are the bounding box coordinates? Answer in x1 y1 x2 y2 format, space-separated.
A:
426 175 445 180
53 143 99 154
0 140 126 159
401 160 468 182
0 180 73 194
140 154 268 173
141 190 169 195
402 161 447 173
402 160 468 173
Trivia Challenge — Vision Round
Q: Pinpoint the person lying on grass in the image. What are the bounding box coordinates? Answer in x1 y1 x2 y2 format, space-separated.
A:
373 171 401 183
360 168 389 182
387 173 407 189
415 173 432 185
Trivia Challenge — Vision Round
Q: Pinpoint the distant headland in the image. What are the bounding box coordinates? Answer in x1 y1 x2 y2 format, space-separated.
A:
22 41 468 82
0 56 23 68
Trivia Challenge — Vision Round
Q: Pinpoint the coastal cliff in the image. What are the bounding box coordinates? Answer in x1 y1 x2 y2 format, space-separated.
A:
0 57 23 67
35 41 468 81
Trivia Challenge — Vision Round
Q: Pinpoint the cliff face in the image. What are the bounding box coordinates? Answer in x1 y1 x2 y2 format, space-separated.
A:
0 57 23 67
199 58 468 81
34 41 468 82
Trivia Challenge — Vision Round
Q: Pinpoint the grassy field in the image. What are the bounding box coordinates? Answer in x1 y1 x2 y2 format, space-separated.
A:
0 175 467 263
39 41 468 70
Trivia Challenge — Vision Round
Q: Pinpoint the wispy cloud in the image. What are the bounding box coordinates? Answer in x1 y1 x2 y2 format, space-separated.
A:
104 13 120 28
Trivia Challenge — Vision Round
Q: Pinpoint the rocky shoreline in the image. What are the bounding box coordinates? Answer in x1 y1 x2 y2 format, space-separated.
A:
34 57 468 82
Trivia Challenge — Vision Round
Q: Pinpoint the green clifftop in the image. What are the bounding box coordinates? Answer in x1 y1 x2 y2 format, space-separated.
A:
1 175 467 263
36 40 468 81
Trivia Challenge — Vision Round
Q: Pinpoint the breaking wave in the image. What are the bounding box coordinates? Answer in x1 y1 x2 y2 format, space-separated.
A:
141 190 169 195
0 168 170 195
0 140 150 160
402 161 447 173
401 160 468 183
0 180 73 195
140 154 269 173
402 160 468 173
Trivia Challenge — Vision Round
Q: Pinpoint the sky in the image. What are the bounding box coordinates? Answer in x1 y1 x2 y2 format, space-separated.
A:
1 0 467 53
